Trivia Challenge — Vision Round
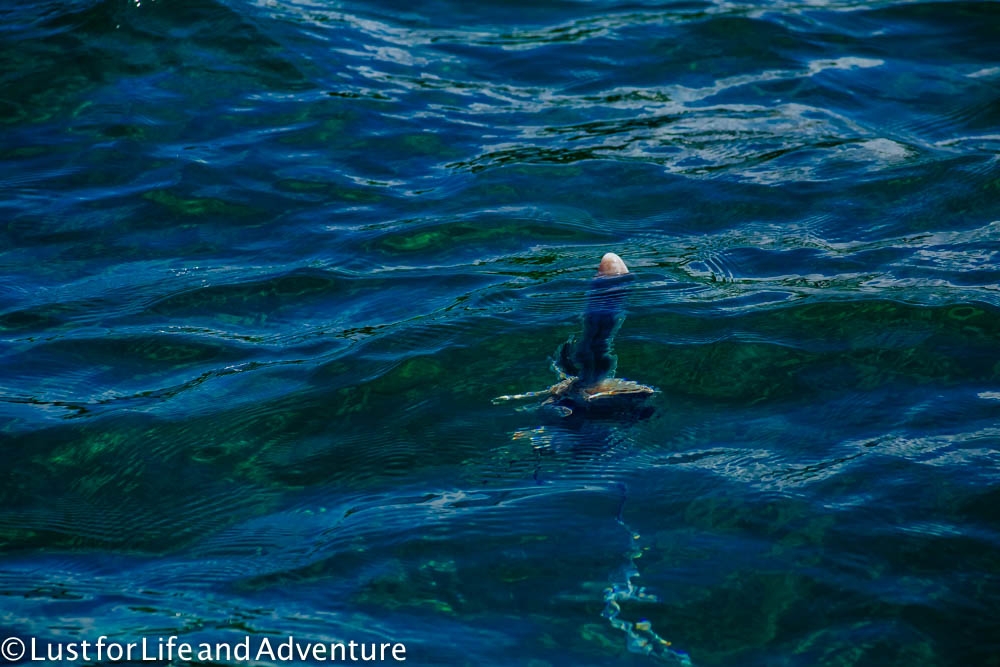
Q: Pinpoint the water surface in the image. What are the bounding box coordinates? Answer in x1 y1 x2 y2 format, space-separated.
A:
2 0 999 664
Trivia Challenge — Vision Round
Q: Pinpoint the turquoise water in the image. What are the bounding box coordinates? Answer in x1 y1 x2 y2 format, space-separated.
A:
2 0 999 664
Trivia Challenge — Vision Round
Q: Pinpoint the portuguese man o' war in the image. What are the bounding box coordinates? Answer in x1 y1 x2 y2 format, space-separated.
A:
494 252 657 420
496 253 690 664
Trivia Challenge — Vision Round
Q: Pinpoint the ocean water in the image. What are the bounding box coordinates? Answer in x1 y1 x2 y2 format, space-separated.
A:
2 0 999 664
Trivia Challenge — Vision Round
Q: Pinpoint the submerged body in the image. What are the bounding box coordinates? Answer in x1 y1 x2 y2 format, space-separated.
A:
540 375 657 419
496 253 657 419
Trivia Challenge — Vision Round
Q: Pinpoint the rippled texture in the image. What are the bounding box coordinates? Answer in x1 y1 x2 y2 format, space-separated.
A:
2 0 999 664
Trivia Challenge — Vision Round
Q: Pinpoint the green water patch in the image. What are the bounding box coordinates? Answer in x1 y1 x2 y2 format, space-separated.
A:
147 269 350 324
275 179 387 204
365 219 609 257
142 189 255 219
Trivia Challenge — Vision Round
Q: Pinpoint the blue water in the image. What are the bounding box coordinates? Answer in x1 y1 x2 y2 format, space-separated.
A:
2 0 999 665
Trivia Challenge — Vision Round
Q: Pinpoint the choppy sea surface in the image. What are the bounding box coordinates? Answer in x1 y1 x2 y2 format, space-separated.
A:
2 0 999 664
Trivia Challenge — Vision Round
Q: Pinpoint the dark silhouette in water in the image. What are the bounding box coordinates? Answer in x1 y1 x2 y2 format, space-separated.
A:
558 252 631 385
495 253 656 420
